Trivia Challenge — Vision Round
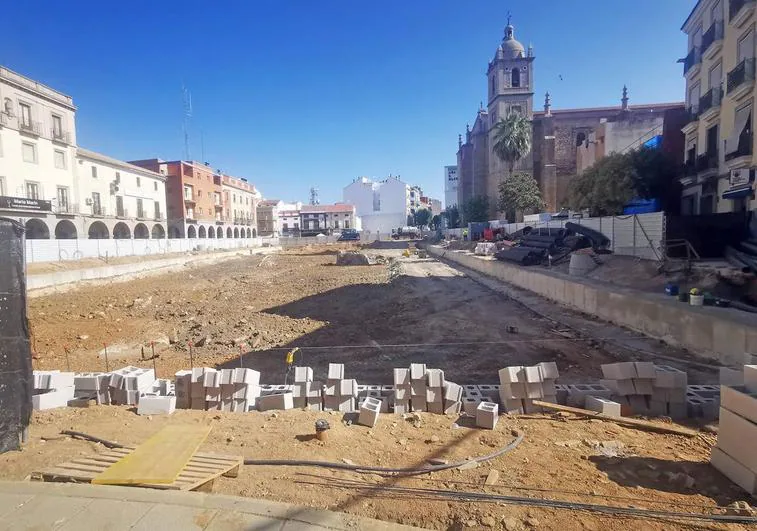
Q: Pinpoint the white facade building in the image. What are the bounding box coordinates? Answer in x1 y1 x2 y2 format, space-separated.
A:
343 176 418 236
0 65 167 239
444 165 458 209
278 201 302 236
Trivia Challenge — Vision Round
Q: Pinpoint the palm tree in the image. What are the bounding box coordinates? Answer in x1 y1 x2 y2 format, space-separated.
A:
492 113 532 176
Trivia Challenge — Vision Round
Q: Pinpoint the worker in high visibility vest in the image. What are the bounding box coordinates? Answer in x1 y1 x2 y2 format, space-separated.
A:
463 228 469 241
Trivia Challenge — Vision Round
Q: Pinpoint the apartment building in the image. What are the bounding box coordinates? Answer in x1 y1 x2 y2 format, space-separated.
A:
278 201 302 236
221 174 260 238
299 203 357 236
0 65 167 239
256 199 282 236
343 176 420 235
680 0 757 214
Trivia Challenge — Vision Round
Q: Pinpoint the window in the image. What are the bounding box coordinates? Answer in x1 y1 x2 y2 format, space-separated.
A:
511 67 521 88
154 181 158 191
22 142 37 163
136 176 141 188
510 105 522 115
334 220 340 229
706 124 719 155
0 176 5 196
198 207 203 215
711 0 722 22
52 115 63 137
19 102 31 127
54 150 66 169
345 220 350 229
197 190 202 198
688 83 701 110
25 181 40 200
576 132 587 147
233 194 237 203
738 29 754 62
154 201 161 219
283 223 288 230
115 171 120 183
691 25 702 50
116 196 124 216
490 76 496 95
92 192 102 215
183 185 192 200
91 165 98 178
137 198 144 218
709 62 722 90
57 187 69 212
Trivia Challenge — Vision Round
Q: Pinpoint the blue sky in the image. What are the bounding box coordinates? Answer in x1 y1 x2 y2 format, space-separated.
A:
3 0 692 204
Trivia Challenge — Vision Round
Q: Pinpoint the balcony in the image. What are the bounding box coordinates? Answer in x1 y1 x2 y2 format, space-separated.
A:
696 151 720 179
54 203 78 215
725 132 753 169
51 128 72 144
183 195 196 204
136 210 146 220
702 21 725 59
727 58 755 99
699 87 723 120
154 213 164 221
116 208 129 219
19 120 41 136
683 47 701 77
730 0 756 26
91 206 105 217
681 106 700 135
214 203 223 209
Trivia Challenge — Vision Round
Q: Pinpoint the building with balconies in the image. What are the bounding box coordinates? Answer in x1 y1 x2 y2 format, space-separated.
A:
680 0 757 215
299 203 357 236
221 174 260 238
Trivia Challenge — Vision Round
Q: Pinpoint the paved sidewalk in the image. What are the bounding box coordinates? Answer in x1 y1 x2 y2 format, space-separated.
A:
0 481 420 530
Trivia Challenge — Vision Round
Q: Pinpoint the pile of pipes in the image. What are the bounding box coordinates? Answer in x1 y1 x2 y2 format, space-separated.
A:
494 224 603 266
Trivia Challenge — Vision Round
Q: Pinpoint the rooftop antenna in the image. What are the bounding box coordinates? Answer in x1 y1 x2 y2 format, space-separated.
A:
182 84 192 160
309 187 320 205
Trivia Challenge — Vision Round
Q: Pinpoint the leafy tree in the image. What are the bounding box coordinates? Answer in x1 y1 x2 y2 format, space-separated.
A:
493 114 532 176
431 214 442 230
414 208 432 229
568 147 681 216
443 206 461 229
461 196 490 223
497 172 545 222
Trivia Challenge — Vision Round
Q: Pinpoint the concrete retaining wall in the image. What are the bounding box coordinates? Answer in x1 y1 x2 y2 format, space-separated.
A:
428 246 757 366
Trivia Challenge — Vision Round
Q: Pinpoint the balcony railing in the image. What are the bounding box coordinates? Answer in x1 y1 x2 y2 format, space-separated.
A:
55 203 78 214
136 209 145 219
92 206 105 216
699 86 722 114
696 151 719 171
725 132 753 161
730 0 756 21
19 120 41 136
685 105 700 124
116 208 129 218
154 213 163 221
727 58 756 93
51 128 71 144
701 20 724 54
683 158 697 177
683 47 701 75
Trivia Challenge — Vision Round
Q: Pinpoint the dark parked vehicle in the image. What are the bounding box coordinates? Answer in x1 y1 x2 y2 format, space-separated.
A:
338 229 360 241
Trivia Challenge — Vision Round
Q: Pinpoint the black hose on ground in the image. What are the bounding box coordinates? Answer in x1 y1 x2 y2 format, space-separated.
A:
59 430 524 477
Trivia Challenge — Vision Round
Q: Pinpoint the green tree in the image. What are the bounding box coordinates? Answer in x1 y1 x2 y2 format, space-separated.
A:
431 214 442 230
492 114 532 176
461 196 490 223
497 172 545 222
413 208 432 229
443 206 461 229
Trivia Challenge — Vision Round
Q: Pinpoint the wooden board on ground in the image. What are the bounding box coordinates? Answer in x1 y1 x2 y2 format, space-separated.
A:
532 400 698 437
32 446 241 492
92 424 212 485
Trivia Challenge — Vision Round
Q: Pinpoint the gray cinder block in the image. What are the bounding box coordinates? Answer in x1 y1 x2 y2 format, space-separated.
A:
358 397 382 427
584 395 621 416
476 401 499 429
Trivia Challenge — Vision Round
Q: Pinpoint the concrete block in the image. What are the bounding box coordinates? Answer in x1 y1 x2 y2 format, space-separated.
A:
219 369 234 386
394 399 410 414
720 385 757 424
339 379 358 397
293 397 307 409
410 363 427 380
541 379 556 396
74 373 105 391
502 398 523 415
427 401 444 414
410 397 427 412
538 361 559 380
306 381 323 398
498 366 524 384
628 395 649 415
525 382 544 399
499 383 527 399
634 362 657 379
443 399 461 415
307 401 323 411
190 398 206 410
358 397 382 427
426 388 443 403
380 385 394 394
323 395 340 411
654 365 687 389
191 367 204 382
206 400 221 411
668 387 687 404
32 387 75 410
426 368 445 387
202 369 219 388
410 380 427 397
720 368 744 387
393 368 410 386
327 363 344 380
601 362 637 380
137 395 176 415
599 379 618 394
394 386 410 400
745 365 757 392
233 368 260 385
668 401 687 419
444 382 463 402
204 388 221 402
633 379 654 395
292 383 308 398
522 398 544 414
338 397 356 412
614 379 636 396
462 397 482 415
555 384 569 405
711 446 757 495
476 401 499 429
585 396 621 416
718 408 757 473
257 392 294 411
294 366 313 383
323 382 337 396
523 366 543 383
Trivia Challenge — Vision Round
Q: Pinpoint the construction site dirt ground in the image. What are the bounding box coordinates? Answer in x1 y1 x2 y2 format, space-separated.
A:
14 244 749 529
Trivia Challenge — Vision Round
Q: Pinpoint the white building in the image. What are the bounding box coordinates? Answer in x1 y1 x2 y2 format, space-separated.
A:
278 201 302 236
0 65 167 239
300 203 357 236
444 165 458 209
343 176 418 236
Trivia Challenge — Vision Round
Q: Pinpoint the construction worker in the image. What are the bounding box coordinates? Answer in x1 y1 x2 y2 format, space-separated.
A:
463 228 469 241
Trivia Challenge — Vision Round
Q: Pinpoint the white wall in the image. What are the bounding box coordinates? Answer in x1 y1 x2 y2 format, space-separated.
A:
358 212 408 237
343 178 376 215
444 165 459 209
344 176 411 218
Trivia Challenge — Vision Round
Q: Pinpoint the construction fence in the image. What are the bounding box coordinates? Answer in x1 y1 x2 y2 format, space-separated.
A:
24 236 278 264
445 211 665 261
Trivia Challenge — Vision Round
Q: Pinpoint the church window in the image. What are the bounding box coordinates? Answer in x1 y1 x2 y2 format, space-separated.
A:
491 76 496 95
511 67 521 88
576 132 587 147
510 105 522 115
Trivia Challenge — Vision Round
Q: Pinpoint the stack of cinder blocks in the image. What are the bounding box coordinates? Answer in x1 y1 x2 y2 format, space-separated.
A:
357 385 389 413
686 385 721 420
181 367 261 412
32 370 75 410
323 363 358 412
109 366 156 406
292 366 323 410
73 372 111 405
652 365 688 419
137 379 177 415
392 364 462 415
599 362 656 416
498 362 559 414
710 365 757 496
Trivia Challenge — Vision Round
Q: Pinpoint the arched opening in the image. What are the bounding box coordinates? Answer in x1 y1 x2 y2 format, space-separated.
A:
576 132 587 147
134 223 149 239
240 228 246 239
217 227 224 238
233 227 240 238
198 226 207 238
511 67 520 88
208 226 215 238
25 218 50 239
88 221 109 239
169 226 182 239
226 227 232 238
54 220 77 239
113 222 131 239
187 225 197 238
247 228 252 238
252 228 256 238
152 224 166 239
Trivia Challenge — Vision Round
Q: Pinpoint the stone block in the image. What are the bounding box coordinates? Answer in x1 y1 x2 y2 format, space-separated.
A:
219 369 234 386
358 397 382 427
257 392 294 411
633 379 654 395
538 361 559 380
718 408 757 473
502 398 523 415
233 368 260 385
634 362 657 379
138 395 176 415
426 368 445 387
720 368 744 387
601 362 637 380
393 368 410 386
444 381 463 402
327 363 344 380
711 446 757 495
476 401 499 429
462 397 482 415
410 380 427 397
393 399 410 414
426 388 443 403
394 386 410 400
499 383 527 399
721 385 757 425
202 369 219 388
338 397 356 412
410 397 427 412
339 379 358 397
294 366 313 383
525 382 544 399
498 366 524 384
523 366 543 383
410 363 427 380
654 365 688 389
585 396 621 416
